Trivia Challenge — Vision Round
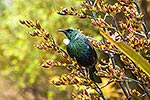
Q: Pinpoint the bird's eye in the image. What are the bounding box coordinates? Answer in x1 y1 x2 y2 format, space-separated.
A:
66 29 73 33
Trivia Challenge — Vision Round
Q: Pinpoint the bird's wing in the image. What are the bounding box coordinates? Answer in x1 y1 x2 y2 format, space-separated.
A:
85 39 97 67
85 39 97 59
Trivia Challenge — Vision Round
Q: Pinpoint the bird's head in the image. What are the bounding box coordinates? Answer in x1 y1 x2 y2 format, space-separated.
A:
58 28 79 40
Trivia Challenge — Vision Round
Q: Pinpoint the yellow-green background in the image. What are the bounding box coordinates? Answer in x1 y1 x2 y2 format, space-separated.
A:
0 0 150 100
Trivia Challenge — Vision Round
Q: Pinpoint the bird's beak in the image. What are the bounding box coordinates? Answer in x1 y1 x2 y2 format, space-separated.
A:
58 29 67 34
58 29 69 39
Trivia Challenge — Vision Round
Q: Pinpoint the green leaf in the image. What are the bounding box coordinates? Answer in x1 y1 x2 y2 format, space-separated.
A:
100 29 150 77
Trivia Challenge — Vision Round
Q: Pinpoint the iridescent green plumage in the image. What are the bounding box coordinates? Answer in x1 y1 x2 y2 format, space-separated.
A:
59 28 102 83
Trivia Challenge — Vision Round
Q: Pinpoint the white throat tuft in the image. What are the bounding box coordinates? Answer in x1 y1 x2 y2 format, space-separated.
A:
63 38 70 45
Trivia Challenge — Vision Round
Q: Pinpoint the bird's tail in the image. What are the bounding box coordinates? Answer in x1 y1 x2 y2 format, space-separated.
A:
89 66 102 83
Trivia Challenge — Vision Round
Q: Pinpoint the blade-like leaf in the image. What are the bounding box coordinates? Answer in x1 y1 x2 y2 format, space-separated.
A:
100 29 150 77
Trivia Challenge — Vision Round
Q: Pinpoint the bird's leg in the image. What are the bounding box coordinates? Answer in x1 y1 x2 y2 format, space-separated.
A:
86 68 90 79
79 66 90 80
79 66 86 77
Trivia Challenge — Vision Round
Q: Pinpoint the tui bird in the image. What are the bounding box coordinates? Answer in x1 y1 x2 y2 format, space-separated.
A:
59 28 102 83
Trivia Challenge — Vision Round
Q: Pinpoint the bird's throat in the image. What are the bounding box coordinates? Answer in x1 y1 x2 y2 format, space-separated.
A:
63 38 70 45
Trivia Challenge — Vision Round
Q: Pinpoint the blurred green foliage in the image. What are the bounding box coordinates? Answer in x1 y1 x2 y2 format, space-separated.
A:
0 0 105 99
0 0 92 99
1 0 149 99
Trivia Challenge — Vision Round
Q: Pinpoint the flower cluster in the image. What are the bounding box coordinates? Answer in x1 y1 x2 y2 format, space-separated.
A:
21 0 150 99
57 0 150 99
